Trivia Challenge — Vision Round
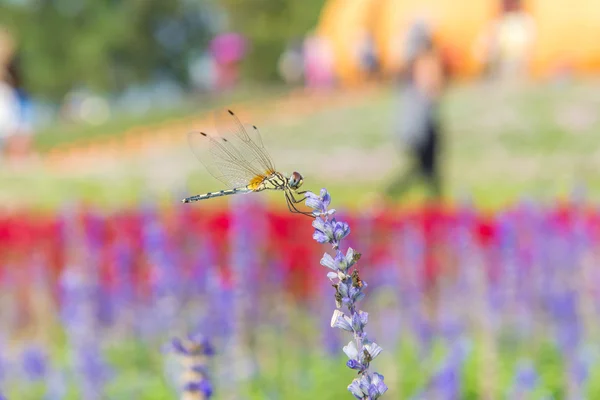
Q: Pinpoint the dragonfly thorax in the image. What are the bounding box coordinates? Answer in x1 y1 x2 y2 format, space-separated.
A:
288 171 304 190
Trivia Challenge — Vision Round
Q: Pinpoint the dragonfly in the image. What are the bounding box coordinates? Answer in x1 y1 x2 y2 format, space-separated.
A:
182 109 311 216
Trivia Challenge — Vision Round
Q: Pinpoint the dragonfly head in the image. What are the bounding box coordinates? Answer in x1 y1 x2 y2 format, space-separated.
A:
288 171 304 190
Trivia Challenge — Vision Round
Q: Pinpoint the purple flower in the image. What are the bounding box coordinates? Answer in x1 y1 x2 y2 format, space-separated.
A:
347 359 364 371
508 359 538 398
306 189 387 399
370 373 388 397
170 334 215 357
58 265 111 399
305 189 333 215
348 372 388 399
515 360 537 390
331 310 353 332
430 340 469 399
170 338 188 355
169 334 215 399
184 379 213 398
333 220 351 242
0 361 4 389
44 369 68 400
75 344 113 400
21 346 47 381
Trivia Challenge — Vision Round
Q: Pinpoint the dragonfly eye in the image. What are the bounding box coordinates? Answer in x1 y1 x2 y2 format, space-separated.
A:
289 171 304 190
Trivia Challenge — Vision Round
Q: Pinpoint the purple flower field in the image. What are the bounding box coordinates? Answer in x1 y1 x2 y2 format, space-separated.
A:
1 192 600 399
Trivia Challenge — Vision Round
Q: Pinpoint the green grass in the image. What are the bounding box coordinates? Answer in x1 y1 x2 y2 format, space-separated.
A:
5 334 594 399
4 79 600 210
32 84 292 152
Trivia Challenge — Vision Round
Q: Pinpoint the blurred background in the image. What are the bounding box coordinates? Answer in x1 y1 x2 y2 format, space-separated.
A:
2 0 600 398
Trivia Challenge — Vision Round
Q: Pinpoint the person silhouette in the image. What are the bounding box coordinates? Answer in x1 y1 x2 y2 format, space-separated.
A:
386 21 449 201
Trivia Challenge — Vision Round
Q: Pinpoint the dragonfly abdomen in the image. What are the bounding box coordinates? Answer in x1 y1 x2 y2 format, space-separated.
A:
182 187 251 203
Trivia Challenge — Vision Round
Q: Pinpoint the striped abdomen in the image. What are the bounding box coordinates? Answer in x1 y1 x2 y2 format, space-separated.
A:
182 187 251 203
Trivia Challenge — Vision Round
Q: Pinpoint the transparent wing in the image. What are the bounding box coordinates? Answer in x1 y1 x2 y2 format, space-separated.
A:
187 130 264 189
243 123 264 148
214 109 276 174
187 109 277 189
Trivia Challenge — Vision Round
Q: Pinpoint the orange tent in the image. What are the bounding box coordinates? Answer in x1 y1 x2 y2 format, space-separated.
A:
316 0 379 85
316 0 600 84
526 0 600 76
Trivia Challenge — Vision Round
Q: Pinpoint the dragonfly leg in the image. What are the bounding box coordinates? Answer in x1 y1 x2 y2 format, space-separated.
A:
286 190 305 206
288 191 308 204
290 203 313 217
285 192 313 217
291 195 307 204
285 194 295 213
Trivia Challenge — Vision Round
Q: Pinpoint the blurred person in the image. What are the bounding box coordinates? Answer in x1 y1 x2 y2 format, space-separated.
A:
0 27 19 155
209 32 247 92
0 75 19 148
189 50 218 93
475 0 535 80
0 28 34 162
6 50 32 128
356 30 379 80
386 20 449 201
303 33 335 90
277 38 304 86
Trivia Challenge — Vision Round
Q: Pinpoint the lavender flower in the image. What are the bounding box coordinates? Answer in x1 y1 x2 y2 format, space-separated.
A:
59 266 112 399
75 345 113 399
429 340 470 399
21 346 47 381
507 359 537 398
170 333 215 400
44 369 68 400
0 339 8 392
306 189 387 399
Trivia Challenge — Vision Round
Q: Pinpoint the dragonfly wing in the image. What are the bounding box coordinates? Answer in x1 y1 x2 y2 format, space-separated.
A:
242 123 264 148
214 109 276 174
187 130 260 189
